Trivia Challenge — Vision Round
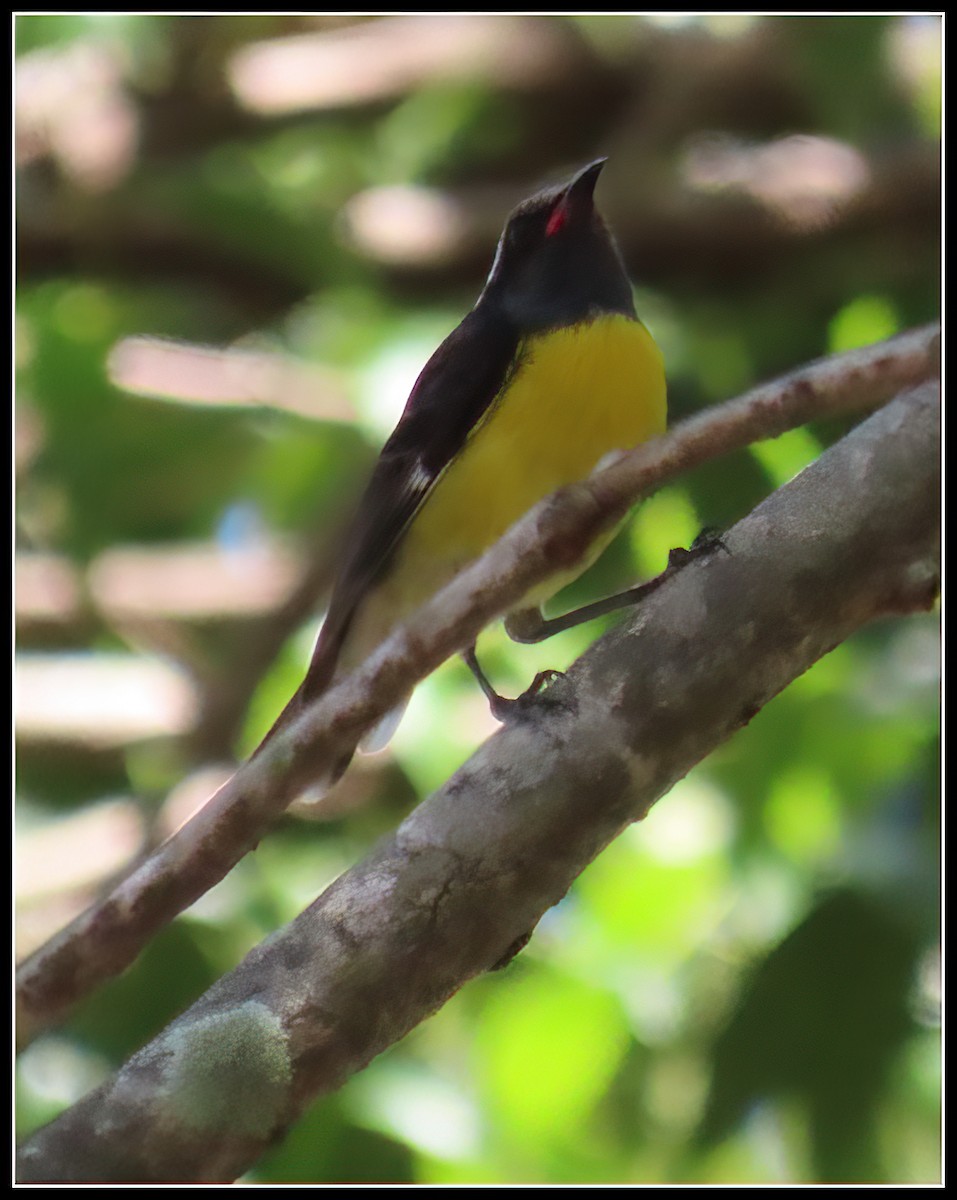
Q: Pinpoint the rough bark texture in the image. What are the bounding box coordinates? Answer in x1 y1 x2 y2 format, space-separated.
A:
17 382 939 1183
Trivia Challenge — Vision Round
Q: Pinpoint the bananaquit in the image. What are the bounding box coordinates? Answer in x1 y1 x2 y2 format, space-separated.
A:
258 158 666 757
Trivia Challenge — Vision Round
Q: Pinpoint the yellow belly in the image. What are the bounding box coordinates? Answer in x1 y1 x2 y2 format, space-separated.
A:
342 313 666 667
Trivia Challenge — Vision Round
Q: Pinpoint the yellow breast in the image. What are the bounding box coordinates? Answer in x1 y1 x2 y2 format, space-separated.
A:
409 312 664 561
342 313 666 665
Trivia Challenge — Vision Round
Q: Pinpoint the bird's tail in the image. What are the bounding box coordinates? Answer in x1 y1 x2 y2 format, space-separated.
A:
248 620 409 796
248 672 358 804
249 622 341 762
249 678 309 760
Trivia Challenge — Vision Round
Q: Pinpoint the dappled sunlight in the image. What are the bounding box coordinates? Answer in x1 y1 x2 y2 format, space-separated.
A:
88 539 300 621
15 653 197 747
228 15 582 115
681 133 870 231
16 37 137 191
16 801 146 958
107 337 355 422
343 185 470 268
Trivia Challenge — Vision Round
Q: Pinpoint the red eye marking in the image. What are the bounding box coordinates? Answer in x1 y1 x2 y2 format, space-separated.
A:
546 202 567 238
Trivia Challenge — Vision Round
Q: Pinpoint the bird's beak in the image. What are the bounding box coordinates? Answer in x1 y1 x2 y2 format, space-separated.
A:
557 158 606 226
566 158 606 204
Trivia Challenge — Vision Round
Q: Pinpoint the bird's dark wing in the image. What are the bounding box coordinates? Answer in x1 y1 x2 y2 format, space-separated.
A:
300 303 518 699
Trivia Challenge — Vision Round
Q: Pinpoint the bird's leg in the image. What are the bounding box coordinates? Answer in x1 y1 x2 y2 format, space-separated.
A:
462 645 564 723
467 531 725 722
505 529 727 645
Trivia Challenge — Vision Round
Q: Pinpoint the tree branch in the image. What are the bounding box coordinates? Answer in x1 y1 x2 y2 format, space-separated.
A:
16 380 940 1182
15 324 939 1048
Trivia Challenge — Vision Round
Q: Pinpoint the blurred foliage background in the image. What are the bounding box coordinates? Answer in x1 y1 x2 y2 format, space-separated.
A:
15 13 940 1185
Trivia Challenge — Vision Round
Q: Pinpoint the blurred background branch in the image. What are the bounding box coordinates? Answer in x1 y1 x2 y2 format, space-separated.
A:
15 13 939 1186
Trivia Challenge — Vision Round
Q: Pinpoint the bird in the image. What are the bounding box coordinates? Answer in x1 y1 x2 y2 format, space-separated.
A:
254 158 667 766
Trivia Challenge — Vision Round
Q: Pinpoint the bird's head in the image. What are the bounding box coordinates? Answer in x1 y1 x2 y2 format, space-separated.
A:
480 159 635 331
